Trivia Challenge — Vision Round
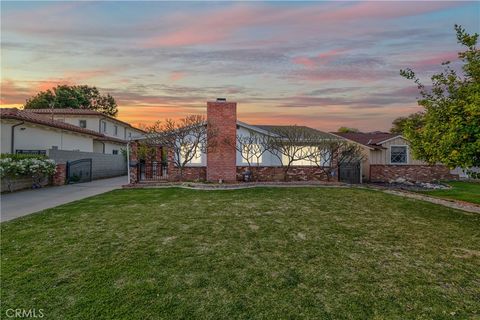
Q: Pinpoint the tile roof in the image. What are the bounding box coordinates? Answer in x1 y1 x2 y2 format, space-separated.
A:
29 108 145 132
332 132 400 148
1 108 104 137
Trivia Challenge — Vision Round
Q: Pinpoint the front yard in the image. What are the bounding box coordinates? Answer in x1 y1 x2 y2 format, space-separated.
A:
1 187 479 319
419 181 480 205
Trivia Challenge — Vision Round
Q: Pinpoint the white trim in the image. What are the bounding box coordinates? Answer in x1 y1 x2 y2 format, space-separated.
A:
377 135 404 145
236 121 277 136
389 145 409 165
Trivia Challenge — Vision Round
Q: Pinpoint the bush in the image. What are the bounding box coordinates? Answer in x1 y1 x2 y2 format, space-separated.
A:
0 153 47 161
0 157 56 192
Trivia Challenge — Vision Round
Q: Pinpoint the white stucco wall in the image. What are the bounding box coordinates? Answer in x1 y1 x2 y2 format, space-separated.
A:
53 115 143 140
1 120 94 153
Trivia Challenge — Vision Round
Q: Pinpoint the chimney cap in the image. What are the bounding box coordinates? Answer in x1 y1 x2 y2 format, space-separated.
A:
216 98 227 102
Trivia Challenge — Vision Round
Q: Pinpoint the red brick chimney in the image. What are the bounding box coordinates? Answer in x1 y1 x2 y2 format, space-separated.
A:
206 99 237 182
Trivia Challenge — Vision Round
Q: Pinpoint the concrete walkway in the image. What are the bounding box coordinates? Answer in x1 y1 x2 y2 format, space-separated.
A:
1 176 127 222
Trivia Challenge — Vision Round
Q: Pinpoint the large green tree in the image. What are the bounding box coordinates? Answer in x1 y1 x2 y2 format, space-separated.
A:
400 25 480 169
390 112 424 135
24 85 118 117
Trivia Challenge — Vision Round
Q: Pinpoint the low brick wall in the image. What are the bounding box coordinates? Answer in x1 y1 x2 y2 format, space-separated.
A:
168 166 206 182
370 164 458 182
236 166 336 182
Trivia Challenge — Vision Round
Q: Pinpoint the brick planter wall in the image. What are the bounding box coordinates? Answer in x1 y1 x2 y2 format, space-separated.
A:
206 101 237 182
370 164 458 182
168 166 207 182
236 166 337 182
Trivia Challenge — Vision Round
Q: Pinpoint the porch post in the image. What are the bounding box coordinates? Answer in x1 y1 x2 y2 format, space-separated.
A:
129 140 139 184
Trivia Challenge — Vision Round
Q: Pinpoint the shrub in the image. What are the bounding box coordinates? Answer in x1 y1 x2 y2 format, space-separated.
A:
0 157 56 192
0 153 47 161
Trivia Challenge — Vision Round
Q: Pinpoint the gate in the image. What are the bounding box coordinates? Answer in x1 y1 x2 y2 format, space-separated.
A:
339 161 361 184
137 160 168 182
66 159 92 183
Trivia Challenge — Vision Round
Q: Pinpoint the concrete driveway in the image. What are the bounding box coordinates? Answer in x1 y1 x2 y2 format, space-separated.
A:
1 176 127 222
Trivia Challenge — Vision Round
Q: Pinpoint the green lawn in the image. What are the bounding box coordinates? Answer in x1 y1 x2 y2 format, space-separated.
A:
1 188 479 319
419 181 480 205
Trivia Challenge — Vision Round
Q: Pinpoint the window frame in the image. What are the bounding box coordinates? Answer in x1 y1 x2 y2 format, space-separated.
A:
79 119 87 128
389 145 408 165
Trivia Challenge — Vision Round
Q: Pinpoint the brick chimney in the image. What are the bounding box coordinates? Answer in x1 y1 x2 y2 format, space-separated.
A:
206 98 237 182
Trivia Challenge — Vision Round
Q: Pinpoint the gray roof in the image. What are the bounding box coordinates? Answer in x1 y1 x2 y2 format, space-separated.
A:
253 125 338 139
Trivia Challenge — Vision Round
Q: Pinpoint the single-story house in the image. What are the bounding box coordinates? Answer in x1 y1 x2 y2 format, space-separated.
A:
131 100 347 183
331 131 457 182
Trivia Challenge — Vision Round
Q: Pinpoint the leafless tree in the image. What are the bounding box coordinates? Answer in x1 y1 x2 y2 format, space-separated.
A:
145 115 217 180
267 126 323 181
308 140 365 181
224 128 271 181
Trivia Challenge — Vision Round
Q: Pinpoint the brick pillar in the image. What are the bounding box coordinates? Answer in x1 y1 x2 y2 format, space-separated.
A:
52 163 66 186
206 100 237 182
129 140 139 184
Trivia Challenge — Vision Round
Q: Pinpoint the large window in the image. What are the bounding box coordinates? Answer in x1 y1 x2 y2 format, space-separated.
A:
282 146 317 166
390 146 407 164
181 144 202 164
241 144 262 164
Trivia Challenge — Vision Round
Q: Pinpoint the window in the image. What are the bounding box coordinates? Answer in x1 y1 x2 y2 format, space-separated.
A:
241 144 262 164
79 120 87 128
391 146 407 164
283 146 317 166
112 150 119 155
181 144 202 164
114 125 118 136
101 121 107 133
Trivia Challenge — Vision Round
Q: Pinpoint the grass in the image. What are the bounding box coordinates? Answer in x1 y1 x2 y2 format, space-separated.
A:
1 187 479 319
419 181 480 205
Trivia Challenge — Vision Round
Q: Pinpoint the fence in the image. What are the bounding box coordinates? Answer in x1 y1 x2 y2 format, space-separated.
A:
48 149 127 180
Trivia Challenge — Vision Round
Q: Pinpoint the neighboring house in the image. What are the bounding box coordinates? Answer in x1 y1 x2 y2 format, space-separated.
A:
28 109 144 154
331 132 457 182
1 108 144 155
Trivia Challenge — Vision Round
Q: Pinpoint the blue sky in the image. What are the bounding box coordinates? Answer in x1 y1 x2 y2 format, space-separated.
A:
1 1 479 130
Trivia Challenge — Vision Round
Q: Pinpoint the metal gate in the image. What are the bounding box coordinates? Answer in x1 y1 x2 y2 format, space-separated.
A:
66 159 92 184
137 160 168 182
339 161 361 184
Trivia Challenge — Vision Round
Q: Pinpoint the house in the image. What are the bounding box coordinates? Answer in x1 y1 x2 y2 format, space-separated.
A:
1 108 144 155
28 109 145 154
131 100 341 183
331 131 456 182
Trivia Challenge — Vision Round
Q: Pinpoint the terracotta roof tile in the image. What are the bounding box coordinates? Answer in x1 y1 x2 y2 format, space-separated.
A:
29 108 145 132
1 108 104 137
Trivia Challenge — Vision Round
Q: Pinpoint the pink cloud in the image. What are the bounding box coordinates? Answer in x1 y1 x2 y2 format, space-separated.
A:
169 71 186 82
142 2 463 48
293 49 349 69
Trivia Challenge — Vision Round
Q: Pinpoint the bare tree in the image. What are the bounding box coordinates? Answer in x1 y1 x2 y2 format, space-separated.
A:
145 115 216 180
308 140 365 181
267 126 323 181
224 128 271 181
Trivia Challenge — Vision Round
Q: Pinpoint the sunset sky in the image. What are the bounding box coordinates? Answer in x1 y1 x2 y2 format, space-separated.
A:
1 1 478 131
